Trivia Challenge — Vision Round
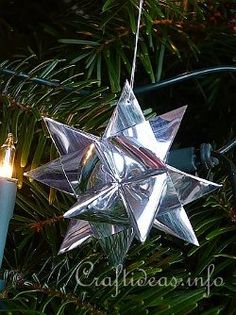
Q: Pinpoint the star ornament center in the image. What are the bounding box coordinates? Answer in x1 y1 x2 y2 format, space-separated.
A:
27 81 221 265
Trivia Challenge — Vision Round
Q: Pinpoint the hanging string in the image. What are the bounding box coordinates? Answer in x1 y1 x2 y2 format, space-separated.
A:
129 0 144 90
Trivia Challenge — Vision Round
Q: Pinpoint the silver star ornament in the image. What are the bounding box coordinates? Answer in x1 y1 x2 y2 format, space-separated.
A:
26 81 221 266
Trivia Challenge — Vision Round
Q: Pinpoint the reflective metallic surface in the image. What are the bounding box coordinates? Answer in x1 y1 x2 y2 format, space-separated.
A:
149 106 187 161
104 80 145 138
26 81 221 265
44 117 98 155
59 220 93 254
167 165 220 205
98 228 135 267
120 172 167 242
154 175 199 245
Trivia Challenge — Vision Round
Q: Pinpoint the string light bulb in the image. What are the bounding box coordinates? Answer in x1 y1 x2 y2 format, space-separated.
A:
0 133 15 179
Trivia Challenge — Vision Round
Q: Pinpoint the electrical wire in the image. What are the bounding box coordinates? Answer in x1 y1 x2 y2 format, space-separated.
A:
0 65 236 95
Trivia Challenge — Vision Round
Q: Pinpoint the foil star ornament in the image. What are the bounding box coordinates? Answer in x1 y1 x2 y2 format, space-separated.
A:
26 81 221 266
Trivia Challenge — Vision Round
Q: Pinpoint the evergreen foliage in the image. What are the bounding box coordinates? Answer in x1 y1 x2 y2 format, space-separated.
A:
0 1 235 314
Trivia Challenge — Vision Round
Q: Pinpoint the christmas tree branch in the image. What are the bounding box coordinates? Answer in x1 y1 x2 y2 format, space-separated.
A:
29 215 64 233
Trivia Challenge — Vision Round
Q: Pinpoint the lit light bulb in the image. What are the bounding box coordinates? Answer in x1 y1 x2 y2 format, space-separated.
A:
0 133 15 178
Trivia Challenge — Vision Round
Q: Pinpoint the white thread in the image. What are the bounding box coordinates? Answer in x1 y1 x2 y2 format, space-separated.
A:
129 0 144 90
